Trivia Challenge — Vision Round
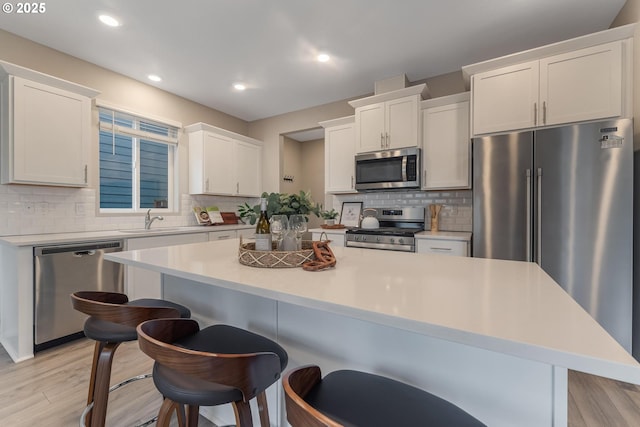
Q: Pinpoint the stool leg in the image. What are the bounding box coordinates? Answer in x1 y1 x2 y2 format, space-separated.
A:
232 400 253 427
186 404 200 426
156 398 176 427
257 391 270 427
87 341 121 427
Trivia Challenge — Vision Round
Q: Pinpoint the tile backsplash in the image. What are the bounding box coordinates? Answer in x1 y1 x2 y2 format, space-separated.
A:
0 184 472 237
0 184 255 237
330 190 472 232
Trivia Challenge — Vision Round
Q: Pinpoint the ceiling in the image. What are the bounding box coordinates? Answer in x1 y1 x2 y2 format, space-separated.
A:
0 0 627 122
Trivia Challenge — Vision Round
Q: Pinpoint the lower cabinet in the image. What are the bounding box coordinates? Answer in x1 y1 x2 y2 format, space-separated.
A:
125 233 208 299
209 228 254 241
416 238 469 257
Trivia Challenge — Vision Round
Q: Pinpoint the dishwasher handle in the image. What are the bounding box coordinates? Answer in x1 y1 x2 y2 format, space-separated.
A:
73 250 96 257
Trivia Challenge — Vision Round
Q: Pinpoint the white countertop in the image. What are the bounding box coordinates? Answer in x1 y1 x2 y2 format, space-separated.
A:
0 224 253 247
105 238 640 385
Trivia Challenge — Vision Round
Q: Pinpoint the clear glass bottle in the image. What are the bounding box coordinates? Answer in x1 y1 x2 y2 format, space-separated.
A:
254 198 272 251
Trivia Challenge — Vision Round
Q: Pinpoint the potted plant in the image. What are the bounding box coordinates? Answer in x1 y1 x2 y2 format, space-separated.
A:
320 208 339 226
238 191 321 225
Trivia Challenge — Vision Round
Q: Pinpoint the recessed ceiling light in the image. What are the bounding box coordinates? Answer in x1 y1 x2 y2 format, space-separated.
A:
98 14 120 27
317 53 331 63
233 83 246 91
148 74 162 82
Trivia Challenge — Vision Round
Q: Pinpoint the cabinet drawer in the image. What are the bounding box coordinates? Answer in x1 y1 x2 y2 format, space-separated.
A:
209 230 237 241
417 239 468 256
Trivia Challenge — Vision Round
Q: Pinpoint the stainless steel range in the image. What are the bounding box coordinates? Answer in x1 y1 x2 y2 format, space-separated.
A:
345 207 424 252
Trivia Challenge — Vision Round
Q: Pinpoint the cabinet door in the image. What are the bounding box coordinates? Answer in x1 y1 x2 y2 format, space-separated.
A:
355 102 385 153
386 95 420 149
417 239 468 256
325 121 356 193
422 101 470 190
11 76 89 186
126 233 208 299
472 61 539 135
203 132 236 195
236 140 262 197
540 41 622 126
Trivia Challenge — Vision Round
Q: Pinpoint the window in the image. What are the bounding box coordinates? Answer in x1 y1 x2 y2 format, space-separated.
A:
98 106 179 212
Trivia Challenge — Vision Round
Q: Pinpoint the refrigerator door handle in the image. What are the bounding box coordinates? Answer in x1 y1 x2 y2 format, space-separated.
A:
537 167 543 264
526 169 532 262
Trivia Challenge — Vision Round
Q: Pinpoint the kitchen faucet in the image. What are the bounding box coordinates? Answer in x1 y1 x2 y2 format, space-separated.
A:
144 209 164 230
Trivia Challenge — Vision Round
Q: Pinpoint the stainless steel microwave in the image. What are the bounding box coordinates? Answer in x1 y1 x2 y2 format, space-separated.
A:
355 147 421 191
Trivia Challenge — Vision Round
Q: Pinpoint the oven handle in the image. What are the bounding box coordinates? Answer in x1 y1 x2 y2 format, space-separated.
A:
346 241 414 252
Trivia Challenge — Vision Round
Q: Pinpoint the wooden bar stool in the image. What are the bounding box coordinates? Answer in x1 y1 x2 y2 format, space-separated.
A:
136 318 289 427
283 365 487 427
71 291 191 427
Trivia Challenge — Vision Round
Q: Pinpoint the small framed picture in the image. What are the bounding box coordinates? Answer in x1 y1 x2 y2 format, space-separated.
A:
339 201 362 227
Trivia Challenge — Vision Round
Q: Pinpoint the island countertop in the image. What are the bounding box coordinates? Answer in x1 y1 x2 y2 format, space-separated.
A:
105 238 640 385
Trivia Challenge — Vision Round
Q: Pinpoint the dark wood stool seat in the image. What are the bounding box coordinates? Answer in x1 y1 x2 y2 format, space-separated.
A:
137 318 289 427
283 365 487 427
71 291 191 427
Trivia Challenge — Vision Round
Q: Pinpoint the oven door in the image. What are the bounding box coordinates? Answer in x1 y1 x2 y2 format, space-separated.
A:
355 147 420 191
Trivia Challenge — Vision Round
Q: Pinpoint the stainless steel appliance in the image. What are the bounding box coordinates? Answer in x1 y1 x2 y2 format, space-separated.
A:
473 119 633 352
355 147 420 191
34 240 124 351
346 207 424 252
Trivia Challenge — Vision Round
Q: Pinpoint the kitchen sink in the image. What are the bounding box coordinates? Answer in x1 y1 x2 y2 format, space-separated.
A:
118 228 180 233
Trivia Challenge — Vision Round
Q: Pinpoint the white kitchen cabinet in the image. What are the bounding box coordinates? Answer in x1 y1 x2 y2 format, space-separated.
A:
125 233 207 299
320 116 356 193
349 85 427 154
471 40 625 136
422 93 471 190
0 64 99 186
186 123 262 197
417 238 469 257
208 229 237 241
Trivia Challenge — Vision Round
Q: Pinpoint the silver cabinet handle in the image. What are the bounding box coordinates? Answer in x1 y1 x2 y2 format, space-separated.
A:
84 165 88 183
236 182 239 194
430 247 452 251
206 178 209 192
380 133 384 149
543 101 547 125
534 103 537 126
526 169 531 262
386 132 390 148
537 168 542 264
351 176 354 189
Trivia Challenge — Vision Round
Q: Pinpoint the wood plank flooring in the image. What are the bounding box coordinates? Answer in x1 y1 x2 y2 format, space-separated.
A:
0 338 638 426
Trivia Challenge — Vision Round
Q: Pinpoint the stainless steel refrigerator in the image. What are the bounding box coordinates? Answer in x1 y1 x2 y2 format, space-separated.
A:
473 118 633 353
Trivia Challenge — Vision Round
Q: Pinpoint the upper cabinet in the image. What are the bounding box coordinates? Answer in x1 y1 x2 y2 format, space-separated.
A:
349 84 428 154
186 123 262 197
320 116 356 194
422 93 470 190
464 25 634 136
0 62 99 186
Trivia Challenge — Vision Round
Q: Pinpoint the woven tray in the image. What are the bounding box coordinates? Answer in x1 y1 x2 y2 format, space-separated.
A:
238 237 316 268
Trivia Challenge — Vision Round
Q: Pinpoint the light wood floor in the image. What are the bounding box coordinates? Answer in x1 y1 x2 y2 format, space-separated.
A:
0 338 639 426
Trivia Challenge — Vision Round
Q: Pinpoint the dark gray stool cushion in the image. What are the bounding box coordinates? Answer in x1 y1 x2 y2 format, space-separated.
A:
304 370 486 427
83 298 191 343
152 324 288 406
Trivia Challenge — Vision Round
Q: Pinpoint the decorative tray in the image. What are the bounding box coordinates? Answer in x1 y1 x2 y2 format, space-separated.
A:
238 237 316 268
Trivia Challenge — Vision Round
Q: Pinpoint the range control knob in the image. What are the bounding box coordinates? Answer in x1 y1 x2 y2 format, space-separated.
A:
390 238 395 244
398 238 404 244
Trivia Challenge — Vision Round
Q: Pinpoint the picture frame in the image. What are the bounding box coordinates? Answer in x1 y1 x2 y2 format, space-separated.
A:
339 201 363 227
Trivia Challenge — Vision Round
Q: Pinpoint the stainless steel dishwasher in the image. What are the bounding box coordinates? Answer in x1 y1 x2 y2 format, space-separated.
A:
34 240 124 352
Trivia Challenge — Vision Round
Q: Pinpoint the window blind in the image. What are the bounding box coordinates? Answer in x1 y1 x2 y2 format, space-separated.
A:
98 107 180 145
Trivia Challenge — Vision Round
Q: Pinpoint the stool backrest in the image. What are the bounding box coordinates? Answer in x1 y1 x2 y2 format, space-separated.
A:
71 291 180 328
283 365 343 427
137 318 282 403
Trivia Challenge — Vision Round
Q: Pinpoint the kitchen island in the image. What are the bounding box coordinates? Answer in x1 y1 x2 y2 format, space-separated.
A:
105 238 640 427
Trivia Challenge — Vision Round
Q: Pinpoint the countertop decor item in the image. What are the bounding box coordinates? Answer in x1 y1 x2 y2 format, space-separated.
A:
238 236 315 268
339 201 362 227
237 191 321 225
429 204 442 231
